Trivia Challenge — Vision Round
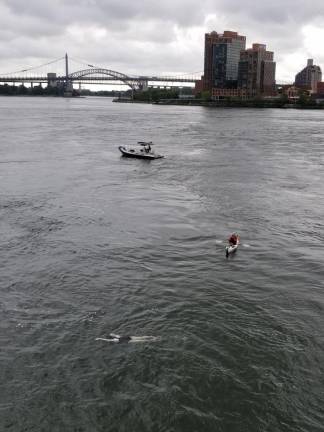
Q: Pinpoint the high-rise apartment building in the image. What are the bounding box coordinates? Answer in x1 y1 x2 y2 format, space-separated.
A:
295 59 322 93
237 44 276 97
203 31 246 91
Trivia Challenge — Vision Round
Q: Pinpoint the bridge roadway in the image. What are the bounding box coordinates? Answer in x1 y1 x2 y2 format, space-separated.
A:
0 75 197 85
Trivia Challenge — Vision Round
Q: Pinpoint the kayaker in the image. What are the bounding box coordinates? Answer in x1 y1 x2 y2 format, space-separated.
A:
228 232 239 246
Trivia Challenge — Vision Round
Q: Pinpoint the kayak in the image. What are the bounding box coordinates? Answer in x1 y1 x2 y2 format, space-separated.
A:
226 241 239 258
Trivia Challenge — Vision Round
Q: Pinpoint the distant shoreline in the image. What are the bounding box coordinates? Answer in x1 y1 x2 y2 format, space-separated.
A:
1 94 323 109
113 98 324 109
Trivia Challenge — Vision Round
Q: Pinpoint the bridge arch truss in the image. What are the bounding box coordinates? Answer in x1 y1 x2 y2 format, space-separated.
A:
68 68 143 90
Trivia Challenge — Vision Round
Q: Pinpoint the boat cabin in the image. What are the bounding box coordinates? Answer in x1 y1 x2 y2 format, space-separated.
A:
138 141 153 153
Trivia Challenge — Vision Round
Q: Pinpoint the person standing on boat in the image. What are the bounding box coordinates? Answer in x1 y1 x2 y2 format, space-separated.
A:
145 143 152 153
228 232 239 246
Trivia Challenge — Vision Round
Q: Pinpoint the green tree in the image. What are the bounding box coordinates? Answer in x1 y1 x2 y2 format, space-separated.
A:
298 93 316 107
201 90 211 102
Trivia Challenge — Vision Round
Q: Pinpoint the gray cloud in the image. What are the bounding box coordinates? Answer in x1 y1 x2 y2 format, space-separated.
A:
1 0 324 81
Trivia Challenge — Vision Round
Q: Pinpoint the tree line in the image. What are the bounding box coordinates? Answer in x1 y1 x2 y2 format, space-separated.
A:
0 84 84 96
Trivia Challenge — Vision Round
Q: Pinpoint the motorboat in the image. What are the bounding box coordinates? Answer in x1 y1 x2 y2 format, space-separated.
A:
118 142 164 160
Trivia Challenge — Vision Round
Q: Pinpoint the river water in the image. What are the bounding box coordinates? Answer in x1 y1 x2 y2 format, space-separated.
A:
0 96 323 432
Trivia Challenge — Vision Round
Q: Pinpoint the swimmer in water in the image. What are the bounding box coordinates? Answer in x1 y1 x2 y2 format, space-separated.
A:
96 333 158 343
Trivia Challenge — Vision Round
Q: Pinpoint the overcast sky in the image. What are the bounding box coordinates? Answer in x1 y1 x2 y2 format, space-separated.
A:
1 0 324 83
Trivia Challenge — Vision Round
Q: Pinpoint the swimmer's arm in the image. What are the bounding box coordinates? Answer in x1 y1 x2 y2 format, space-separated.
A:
95 337 119 343
109 333 120 338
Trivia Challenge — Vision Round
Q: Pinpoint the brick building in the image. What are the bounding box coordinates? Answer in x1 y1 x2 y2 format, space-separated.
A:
203 31 246 92
295 59 322 93
238 44 276 97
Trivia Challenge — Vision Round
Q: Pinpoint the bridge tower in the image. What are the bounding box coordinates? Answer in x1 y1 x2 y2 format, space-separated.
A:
140 80 148 91
47 73 57 87
65 52 69 79
64 53 73 96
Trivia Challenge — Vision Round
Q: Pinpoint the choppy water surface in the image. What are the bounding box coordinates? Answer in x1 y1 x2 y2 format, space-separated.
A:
0 97 323 432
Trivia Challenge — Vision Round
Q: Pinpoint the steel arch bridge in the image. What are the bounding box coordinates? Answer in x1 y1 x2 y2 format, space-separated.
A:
68 68 143 90
0 54 200 88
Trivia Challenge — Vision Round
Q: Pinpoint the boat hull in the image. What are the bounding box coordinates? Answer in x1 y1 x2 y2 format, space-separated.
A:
226 243 239 257
119 146 164 160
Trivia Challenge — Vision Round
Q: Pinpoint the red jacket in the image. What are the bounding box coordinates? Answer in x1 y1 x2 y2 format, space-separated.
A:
229 234 238 245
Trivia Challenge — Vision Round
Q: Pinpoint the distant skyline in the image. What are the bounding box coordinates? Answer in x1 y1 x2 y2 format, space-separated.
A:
1 0 324 83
